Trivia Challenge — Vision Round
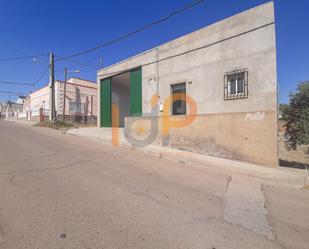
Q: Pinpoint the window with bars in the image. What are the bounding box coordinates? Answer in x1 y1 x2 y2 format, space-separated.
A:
224 69 248 100
171 83 186 115
69 101 85 114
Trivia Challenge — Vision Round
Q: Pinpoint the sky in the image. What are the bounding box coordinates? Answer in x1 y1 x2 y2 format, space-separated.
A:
0 0 308 103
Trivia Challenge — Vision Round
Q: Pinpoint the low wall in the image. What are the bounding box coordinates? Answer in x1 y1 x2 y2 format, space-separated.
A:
16 112 97 124
30 116 47 122
58 115 97 125
124 111 278 167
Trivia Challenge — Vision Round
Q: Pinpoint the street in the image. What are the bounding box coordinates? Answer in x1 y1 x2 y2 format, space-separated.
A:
0 120 308 249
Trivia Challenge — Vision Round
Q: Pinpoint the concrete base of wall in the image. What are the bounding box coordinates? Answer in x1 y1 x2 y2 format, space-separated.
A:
58 115 97 125
30 116 43 122
67 127 306 185
124 111 278 167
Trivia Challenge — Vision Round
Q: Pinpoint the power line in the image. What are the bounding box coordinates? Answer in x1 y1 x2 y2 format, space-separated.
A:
33 64 50 86
57 0 204 61
0 90 24 95
0 54 48 62
0 43 28 55
98 22 275 78
0 64 49 97
0 80 34 86
56 56 97 70
0 43 50 65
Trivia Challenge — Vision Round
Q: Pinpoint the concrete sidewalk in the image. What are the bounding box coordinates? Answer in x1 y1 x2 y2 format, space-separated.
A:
6 119 36 126
67 127 308 187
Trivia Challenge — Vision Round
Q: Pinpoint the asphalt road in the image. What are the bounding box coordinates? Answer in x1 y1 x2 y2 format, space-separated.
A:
0 120 308 249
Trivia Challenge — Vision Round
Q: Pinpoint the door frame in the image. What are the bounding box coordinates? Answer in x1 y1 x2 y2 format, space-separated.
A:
100 67 142 127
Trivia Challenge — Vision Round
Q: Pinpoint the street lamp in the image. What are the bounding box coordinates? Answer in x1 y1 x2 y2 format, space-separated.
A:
63 68 80 121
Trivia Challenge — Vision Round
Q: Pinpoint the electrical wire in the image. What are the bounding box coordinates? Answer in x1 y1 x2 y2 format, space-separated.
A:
98 22 275 78
56 56 97 70
0 63 49 94
0 80 34 86
33 64 50 86
0 43 28 55
0 54 48 62
0 43 49 65
0 64 49 98
0 90 24 95
56 0 204 61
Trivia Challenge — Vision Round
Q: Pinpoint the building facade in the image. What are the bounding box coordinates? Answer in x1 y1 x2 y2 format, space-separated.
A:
0 101 23 120
23 78 98 123
97 2 278 167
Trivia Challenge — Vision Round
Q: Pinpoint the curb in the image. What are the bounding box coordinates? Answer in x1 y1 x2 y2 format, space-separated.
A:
67 128 307 187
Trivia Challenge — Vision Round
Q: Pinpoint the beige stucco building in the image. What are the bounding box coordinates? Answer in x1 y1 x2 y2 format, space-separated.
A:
24 78 97 123
97 2 278 167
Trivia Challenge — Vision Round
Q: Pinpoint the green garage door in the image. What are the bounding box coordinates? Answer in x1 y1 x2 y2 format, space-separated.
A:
130 68 142 116
100 78 111 127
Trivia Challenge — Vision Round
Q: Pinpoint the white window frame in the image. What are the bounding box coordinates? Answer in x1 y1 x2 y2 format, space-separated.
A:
224 69 248 100
69 101 85 114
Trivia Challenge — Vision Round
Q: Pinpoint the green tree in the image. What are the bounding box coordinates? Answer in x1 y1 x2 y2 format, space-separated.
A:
284 81 309 150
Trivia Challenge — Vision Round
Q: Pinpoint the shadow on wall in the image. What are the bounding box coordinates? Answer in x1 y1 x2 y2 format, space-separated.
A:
279 159 309 170
74 116 88 123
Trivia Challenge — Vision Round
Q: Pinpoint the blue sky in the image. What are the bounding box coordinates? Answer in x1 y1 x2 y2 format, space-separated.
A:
0 0 308 103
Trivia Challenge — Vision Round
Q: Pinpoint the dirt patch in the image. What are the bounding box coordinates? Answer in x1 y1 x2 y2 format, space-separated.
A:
34 120 76 130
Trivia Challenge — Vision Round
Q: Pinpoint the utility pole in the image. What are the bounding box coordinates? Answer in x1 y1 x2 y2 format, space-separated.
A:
63 67 67 122
49 52 55 122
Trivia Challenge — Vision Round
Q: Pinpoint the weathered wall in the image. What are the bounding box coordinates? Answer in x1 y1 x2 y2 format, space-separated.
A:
125 110 277 167
156 2 276 115
30 86 49 110
22 96 31 112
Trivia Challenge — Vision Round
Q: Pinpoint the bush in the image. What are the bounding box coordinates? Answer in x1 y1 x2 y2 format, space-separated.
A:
34 120 76 129
284 81 309 151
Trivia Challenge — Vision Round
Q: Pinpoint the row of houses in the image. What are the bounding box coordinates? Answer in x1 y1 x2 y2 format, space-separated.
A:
5 78 98 123
6 2 278 167
0 100 24 120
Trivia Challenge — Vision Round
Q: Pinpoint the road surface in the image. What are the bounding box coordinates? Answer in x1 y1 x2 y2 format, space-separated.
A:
0 120 308 249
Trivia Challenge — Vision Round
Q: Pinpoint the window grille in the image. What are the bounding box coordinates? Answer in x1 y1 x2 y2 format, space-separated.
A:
224 69 248 100
69 101 85 114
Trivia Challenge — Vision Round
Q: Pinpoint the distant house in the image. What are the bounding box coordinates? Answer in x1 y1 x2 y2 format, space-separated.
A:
23 78 97 123
0 100 23 120
16 96 27 105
